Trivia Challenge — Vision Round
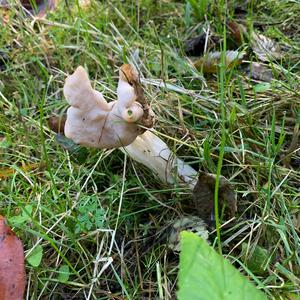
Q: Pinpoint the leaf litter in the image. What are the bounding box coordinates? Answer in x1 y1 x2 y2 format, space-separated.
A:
167 216 208 252
251 32 283 62
194 50 245 73
0 216 25 300
240 243 272 276
246 62 273 82
0 0 57 17
192 172 237 222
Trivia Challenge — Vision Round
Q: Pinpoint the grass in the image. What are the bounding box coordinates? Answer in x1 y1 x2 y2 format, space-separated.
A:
0 0 299 299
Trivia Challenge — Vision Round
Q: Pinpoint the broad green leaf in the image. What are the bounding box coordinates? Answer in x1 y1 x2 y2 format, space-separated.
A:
9 205 33 225
184 2 192 27
253 82 271 93
178 231 267 300
57 265 70 283
56 134 89 164
9 215 28 225
27 245 43 267
240 243 271 275
187 0 208 21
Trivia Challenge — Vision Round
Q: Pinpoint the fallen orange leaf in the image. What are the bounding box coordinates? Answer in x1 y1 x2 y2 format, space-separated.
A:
0 162 44 179
0 216 25 300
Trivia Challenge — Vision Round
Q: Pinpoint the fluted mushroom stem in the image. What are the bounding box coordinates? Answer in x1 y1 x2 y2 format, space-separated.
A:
122 131 198 190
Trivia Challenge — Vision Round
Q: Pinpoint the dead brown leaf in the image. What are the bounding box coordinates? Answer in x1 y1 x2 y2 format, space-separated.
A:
247 62 273 82
1 0 57 18
192 172 237 222
251 32 282 62
0 162 44 179
167 216 208 252
0 216 25 300
194 50 245 74
227 21 246 46
120 64 155 130
48 115 66 134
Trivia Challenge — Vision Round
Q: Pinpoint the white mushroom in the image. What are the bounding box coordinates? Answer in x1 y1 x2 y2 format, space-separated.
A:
63 65 144 149
123 131 198 189
63 65 197 189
